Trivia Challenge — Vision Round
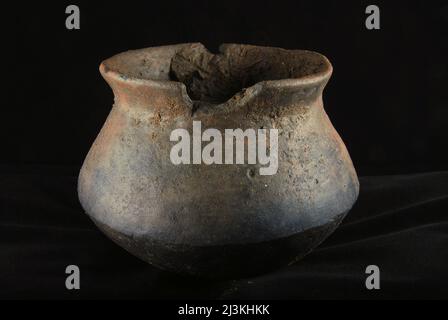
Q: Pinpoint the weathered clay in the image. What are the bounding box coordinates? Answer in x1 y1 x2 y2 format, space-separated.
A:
78 43 359 278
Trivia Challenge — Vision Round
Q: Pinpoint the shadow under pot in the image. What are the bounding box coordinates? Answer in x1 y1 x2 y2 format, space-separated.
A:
78 43 359 278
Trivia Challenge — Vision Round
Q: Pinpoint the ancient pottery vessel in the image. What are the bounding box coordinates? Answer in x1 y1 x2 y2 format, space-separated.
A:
78 43 359 278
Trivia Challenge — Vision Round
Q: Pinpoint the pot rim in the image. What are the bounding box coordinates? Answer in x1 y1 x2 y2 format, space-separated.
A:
100 43 333 107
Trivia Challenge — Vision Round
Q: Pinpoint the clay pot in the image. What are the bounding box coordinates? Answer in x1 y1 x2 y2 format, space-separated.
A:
78 43 359 278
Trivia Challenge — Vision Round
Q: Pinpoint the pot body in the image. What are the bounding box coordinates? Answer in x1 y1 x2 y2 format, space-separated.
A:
78 44 359 278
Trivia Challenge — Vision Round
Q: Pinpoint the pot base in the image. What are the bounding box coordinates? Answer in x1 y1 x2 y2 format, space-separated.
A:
91 213 346 279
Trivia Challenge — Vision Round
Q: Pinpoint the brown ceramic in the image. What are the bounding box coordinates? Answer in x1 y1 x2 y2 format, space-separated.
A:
78 43 359 278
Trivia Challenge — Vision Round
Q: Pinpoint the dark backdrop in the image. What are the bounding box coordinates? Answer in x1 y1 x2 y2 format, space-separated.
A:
2 0 448 301
4 0 448 176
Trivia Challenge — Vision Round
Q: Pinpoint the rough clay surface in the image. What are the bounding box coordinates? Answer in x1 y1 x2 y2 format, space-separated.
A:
79 43 359 278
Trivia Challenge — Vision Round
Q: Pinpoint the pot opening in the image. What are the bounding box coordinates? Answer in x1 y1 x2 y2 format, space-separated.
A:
169 44 329 104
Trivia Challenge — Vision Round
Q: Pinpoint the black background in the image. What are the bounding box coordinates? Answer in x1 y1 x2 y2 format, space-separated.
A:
4 0 448 175
2 0 448 301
